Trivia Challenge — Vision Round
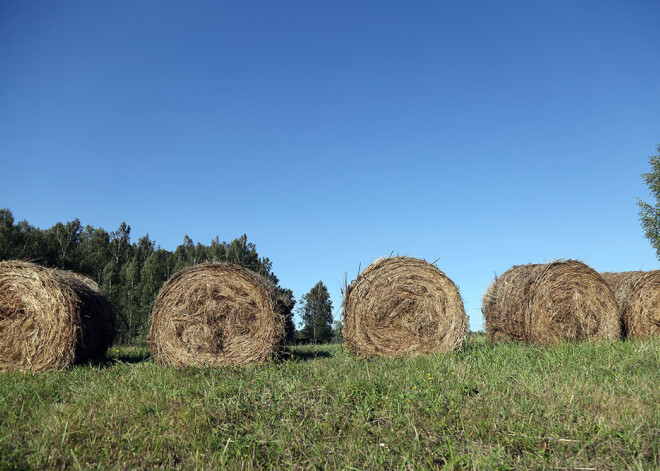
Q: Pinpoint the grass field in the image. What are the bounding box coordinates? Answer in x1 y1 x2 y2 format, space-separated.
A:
1 333 658 470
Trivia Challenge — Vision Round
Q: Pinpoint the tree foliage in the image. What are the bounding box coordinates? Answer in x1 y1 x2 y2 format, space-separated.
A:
277 288 297 343
0 209 291 345
332 320 343 344
298 281 334 344
638 144 660 259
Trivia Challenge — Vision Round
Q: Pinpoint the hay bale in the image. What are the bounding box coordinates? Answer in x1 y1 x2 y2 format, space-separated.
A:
54 270 116 362
483 260 621 344
342 256 467 358
0 261 115 372
148 262 284 367
601 271 660 339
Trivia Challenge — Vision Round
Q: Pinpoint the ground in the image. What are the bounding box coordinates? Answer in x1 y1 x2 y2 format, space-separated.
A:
0 333 658 469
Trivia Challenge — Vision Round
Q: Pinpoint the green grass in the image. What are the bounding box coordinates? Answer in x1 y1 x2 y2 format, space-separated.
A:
1 334 658 470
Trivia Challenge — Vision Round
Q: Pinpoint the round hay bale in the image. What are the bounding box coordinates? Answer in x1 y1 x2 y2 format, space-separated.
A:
53 270 116 362
148 262 284 367
0 261 115 372
342 256 468 358
482 260 621 344
601 271 660 339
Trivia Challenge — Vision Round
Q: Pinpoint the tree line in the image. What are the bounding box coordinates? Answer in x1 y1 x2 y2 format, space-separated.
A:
0 208 302 345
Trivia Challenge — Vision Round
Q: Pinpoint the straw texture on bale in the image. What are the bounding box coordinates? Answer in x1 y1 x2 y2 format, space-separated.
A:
601 271 660 339
148 263 284 367
0 261 115 372
342 256 467 358
483 260 621 344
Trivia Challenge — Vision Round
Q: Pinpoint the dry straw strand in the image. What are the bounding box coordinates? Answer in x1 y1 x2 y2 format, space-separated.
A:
601 271 660 339
342 256 468 358
148 262 284 367
0 261 115 372
483 260 621 344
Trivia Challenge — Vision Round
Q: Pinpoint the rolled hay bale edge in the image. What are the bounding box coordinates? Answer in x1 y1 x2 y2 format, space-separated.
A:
482 260 621 345
601 271 660 339
342 256 468 358
148 262 284 367
0 261 115 372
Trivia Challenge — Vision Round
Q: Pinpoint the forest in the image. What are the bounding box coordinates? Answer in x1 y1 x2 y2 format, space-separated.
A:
0 208 295 345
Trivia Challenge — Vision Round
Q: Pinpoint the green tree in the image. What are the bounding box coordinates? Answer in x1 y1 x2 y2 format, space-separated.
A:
108 222 131 265
78 226 110 284
48 219 82 269
276 288 296 343
134 234 155 264
102 259 121 307
638 144 660 259
0 209 45 263
226 234 278 285
332 320 343 343
0 209 20 260
0 209 292 346
298 281 333 344
208 236 227 262
114 234 155 344
103 222 134 343
138 249 171 316
121 256 142 344
14 218 43 262
173 235 207 272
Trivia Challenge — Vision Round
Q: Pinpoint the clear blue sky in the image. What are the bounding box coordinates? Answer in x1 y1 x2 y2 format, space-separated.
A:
2 1 659 330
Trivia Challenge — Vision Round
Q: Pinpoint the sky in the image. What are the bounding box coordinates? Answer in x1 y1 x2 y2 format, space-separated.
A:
1 1 659 330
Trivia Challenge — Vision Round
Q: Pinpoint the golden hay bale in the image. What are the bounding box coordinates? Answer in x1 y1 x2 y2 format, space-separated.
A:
54 270 116 362
148 262 284 367
0 261 115 372
483 260 621 344
601 271 660 339
342 256 468 358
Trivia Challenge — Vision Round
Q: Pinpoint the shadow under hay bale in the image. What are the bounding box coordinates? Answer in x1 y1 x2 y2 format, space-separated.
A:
148 263 284 367
483 260 621 345
601 271 660 339
0 261 115 372
342 256 467 358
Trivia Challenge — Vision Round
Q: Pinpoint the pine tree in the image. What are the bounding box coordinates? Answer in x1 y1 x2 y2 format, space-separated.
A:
298 281 333 344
